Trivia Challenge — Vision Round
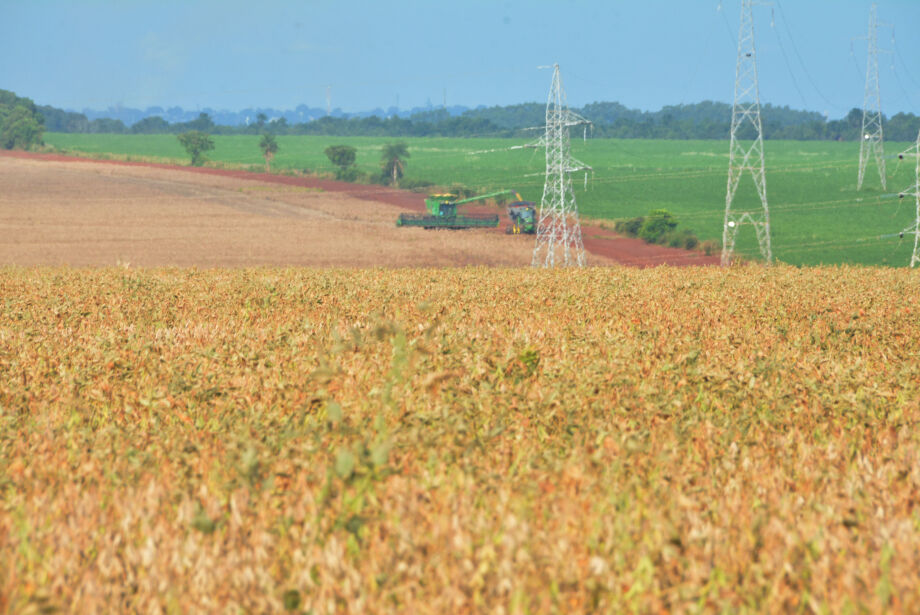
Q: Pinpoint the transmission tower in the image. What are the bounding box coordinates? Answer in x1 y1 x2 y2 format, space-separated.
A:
857 3 888 191
722 0 772 266
530 64 592 268
896 130 920 268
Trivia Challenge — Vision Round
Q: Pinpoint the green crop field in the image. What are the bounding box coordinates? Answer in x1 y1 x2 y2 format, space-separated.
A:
44 133 919 267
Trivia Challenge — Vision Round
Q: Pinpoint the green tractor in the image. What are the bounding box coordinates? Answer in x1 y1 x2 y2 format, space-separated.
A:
506 201 537 235
397 190 517 230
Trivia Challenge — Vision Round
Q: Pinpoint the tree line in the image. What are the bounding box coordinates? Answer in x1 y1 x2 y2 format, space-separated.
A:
40 100 920 142
3 87 918 145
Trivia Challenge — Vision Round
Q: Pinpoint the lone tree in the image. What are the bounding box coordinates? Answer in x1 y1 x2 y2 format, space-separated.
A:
1 106 44 150
259 134 279 172
380 142 409 186
324 144 358 181
0 89 44 150
177 131 214 166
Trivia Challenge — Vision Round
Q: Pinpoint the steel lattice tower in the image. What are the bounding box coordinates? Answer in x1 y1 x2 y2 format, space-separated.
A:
896 131 920 268
722 0 772 266
857 3 887 191
531 64 592 268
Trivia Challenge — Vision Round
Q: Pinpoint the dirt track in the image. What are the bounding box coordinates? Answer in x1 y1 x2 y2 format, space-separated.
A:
0 151 718 267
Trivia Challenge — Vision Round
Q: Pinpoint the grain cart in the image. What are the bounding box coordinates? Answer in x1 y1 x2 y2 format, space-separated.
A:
506 201 537 234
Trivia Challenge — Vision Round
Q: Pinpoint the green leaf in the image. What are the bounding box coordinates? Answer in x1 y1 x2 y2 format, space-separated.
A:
191 508 216 534
370 440 391 468
282 589 301 611
334 450 355 479
327 402 343 423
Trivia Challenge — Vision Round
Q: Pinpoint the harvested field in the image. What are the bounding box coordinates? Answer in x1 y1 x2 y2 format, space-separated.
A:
0 155 546 267
0 152 718 267
1 266 919 613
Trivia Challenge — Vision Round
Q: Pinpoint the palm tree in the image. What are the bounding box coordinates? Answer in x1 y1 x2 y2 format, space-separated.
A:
259 134 279 172
380 142 410 186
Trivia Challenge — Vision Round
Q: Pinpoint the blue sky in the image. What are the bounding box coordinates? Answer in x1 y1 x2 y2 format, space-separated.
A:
1 0 918 116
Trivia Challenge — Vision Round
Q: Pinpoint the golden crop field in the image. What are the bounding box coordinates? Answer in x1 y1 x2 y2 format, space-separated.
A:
1 266 919 614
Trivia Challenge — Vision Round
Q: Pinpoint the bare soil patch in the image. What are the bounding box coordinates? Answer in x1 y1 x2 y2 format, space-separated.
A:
0 151 717 267
0 155 548 267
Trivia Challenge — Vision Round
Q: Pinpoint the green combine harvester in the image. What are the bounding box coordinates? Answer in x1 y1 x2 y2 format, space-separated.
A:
397 190 521 230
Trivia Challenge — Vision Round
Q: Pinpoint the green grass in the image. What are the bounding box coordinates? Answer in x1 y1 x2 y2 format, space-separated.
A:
44 133 918 266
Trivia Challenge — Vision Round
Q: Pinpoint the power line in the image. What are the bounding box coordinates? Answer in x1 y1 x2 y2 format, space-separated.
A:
717 1 739 50
773 0 845 112
770 13 810 110
678 3 730 104
889 64 916 111
891 28 920 90
849 41 866 85
883 34 915 114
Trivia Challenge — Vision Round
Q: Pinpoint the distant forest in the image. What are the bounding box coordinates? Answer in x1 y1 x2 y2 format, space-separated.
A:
37 99 920 142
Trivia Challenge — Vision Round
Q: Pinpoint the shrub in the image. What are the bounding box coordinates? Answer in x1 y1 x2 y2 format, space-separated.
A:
638 209 678 244
399 178 435 190
617 210 704 251
614 216 645 237
701 239 720 256
664 229 699 250
335 167 360 182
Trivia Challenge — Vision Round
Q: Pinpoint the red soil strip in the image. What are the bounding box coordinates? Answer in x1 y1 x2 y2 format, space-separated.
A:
1 150 719 267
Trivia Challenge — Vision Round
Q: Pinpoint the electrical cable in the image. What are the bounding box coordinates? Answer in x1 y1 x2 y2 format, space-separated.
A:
769 6 810 110
773 0 846 113
889 66 916 113
887 44 916 111
718 0 738 52
850 41 866 84
678 3 726 105
891 28 920 90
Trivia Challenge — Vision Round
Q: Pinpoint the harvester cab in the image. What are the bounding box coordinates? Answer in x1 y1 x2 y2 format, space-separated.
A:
506 201 537 234
424 194 462 218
